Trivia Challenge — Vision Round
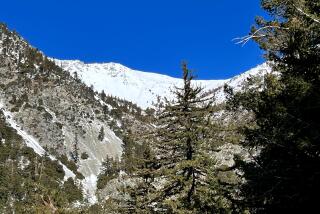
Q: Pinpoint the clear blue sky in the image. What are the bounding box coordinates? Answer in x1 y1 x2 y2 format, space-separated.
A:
0 0 266 79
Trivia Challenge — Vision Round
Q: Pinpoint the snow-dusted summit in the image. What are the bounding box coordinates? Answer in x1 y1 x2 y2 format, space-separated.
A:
53 60 228 108
53 59 271 109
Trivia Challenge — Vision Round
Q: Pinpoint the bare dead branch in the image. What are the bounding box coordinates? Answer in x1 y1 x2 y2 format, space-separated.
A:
233 26 289 46
294 5 320 24
41 195 58 213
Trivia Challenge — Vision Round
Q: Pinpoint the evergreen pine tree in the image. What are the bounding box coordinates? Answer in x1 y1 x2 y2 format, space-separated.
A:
128 63 228 213
101 90 106 101
125 142 158 213
228 0 320 212
71 134 80 163
97 155 121 190
98 126 105 141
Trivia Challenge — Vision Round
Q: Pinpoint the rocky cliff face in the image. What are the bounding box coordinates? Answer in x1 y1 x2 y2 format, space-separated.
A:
0 24 123 202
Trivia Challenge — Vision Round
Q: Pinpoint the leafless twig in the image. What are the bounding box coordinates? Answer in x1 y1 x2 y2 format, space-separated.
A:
294 4 320 24
233 26 289 46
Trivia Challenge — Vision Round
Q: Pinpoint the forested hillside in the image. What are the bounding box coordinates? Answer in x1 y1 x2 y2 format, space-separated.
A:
0 0 319 213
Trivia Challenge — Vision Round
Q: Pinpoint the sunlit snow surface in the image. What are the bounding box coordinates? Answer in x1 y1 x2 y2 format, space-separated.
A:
53 59 231 109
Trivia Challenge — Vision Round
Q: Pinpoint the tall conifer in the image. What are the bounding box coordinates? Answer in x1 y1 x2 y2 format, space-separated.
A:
228 0 320 212
128 63 228 213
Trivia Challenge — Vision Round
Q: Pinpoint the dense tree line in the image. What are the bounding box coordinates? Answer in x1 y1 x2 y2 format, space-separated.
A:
226 0 320 213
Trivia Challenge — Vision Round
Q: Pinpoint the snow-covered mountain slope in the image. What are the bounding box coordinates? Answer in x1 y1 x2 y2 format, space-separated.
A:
53 59 228 109
0 24 124 203
214 63 271 101
53 59 270 108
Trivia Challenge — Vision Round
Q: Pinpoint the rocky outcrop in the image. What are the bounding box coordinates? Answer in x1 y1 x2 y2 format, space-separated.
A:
0 24 123 202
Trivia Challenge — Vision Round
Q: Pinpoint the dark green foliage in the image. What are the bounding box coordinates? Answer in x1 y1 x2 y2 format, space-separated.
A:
81 152 89 160
59 154 78 174
97 156 121 189
58 154 84 180
71 134 80 163
125 142 158 213
98 126 105 141
63 178 83 203
84 199 125 214
101 90 106 100
227 1 320 212
121 133 149 175
0 110 84 212
127 64 232 213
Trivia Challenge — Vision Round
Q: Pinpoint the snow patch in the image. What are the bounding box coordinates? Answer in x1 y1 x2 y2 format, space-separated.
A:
82 174 98 204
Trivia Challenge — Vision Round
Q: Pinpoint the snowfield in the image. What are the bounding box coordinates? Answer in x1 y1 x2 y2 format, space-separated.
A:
52 59 271 109
53 59 230 109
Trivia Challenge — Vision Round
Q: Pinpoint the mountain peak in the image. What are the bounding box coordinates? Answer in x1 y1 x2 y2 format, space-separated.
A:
51 58 234 109
50 58 269 109
52 58 132 73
